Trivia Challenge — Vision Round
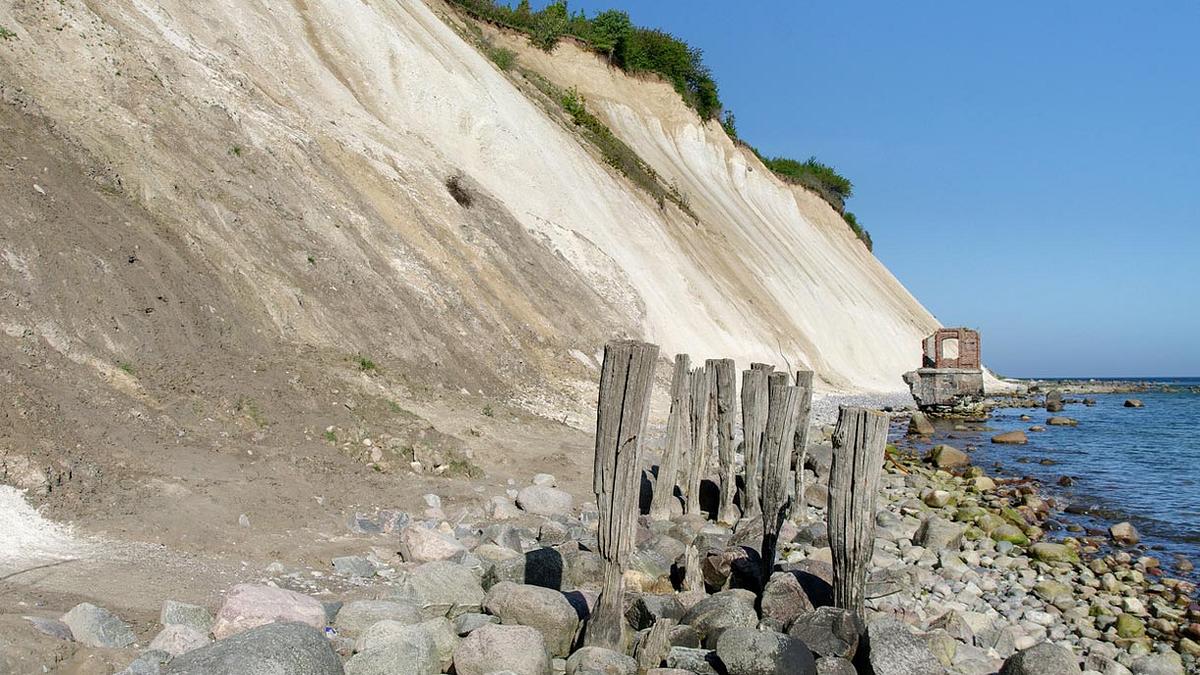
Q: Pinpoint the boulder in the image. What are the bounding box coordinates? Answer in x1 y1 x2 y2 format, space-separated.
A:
399 524 467 563
160 600 213 633
666 647 722 675
998 641 1081 674
453 612 497 636
61 603 135 648
393 560 485 618
815 656 857 675
163 622 343 674
211 584 326 639
1124 399 1144 408
484 582 580 657
516 486 574 517
787 606 860 660
679 589 758 645
625 594 685 631
1110 521 1141 546
1116 613 1145 638
991 431 1028 445
714 627 816 675
332 556 376 578
452 623 550 675
927 445 969 469
565 646 637 675
990 524 1029 547
346 623 438 675
334 601 422 635
1129 652 1184 675
760 572 815 631
865 616 945 675
149 624 211 656
1045 391 1064 412
913 516 966 552
1029 542 1080 565
532 473 557 487
907 412 935 437
1046 416 1078 426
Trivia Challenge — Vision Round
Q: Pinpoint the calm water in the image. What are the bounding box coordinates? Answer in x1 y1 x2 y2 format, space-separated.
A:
913 379 1200 573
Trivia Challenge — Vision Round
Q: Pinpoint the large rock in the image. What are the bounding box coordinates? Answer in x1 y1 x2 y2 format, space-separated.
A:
565 646 637 675
161 600 213 633
452 623 550 675
61 603 135 648
516 486 574 516
393 560 485 618
484 582 579 657
787 607 860 660
815 656 857 675
991 431 1028 445
1045 391 1064 412
1029 542 1080 565
399 524 467 563
164 622 343 674
714 627 816 675
345 623 437 675
666 647 722 675
1124 399 1144 408
865 616 945 675
1129 652 1184 675
913 516 966 552
907 412 935 437
149 624 211 656
334 600 422 635
1046 416 1078 426
927 445 969 469
760 572 815 631
1110 521 1141 546
211 584 326 639
680 589 758 645
998 641 1081 674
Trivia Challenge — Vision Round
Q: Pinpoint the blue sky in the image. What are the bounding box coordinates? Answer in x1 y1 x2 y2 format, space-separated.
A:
527 2 1199 377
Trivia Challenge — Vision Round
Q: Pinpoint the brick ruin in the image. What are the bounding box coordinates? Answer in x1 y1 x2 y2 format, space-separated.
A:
904 327 985 411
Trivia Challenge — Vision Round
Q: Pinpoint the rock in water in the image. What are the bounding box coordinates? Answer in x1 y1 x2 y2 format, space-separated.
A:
1046 416 1078 426
926 444 968 468
163 622 343 674
998 641 1082 674
452 624 550 675
991 431 1028 445
565 646 637 675
515 486 574 516
865 616 945 675
61 602 135 648
483 582 579 658
787 607 860 660
1124 399 1144 408
714 627 816 675
1045 391 1064 412
211 584 326 639
1110 521 1141 546
907 412 935 437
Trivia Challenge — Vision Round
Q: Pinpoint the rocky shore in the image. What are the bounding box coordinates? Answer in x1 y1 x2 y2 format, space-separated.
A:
12 418 1199 675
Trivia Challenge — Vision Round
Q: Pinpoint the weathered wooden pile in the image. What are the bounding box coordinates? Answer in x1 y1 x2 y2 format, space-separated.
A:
585 339 889 650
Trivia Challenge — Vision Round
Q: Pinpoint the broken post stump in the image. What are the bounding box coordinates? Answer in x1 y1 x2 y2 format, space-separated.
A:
827 406 889 625
758 372 801 585
684 364 714 516
649 354 692 520
739 367 770 518
789 370 815 522
710 358 737 524
586 339 659 650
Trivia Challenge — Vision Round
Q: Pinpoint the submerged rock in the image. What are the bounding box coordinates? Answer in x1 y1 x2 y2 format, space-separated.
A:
991 431 1028 445
1110 521 1141 546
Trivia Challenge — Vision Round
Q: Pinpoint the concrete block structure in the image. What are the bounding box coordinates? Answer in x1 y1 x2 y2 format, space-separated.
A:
905 328 984 411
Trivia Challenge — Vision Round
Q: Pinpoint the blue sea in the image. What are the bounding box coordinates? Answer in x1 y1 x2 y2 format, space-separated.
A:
909 378 1200 576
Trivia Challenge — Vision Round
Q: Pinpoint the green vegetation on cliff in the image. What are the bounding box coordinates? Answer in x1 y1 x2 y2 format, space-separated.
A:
448 0 872 250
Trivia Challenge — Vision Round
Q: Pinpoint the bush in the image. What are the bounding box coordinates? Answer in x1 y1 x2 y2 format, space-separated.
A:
844 211 872 250
487 45 517 70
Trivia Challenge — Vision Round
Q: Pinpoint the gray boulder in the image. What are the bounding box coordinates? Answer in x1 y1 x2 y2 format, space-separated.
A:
679 589 758 645
393 560 485 618
118 651 171 675
815 656 857 675
160 600 213 633
866 616 945 675
334 600 422 635
787 607 859 660
565 646 637 675
913 516 966 552
714 627 817 675
453 612 498 636
516 486 574 516
484 581 580 657
1129 652 1185 675
149 624 211 656
453 623 550 675
332 555 377 578
163 622 343 674
999 642 1082 674
345 625 437 675
666 647 721 675
61 602 135 648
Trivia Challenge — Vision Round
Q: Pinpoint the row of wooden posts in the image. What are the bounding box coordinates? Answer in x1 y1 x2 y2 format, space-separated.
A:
584 339 890 652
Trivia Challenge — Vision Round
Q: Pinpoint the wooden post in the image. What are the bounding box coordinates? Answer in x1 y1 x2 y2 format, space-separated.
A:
634 618 673 673
586 339 660 650
789 370 815 522
758 372 801 585
682 544 704 595
710 358 737 524
827 406 889 625
739 368 770 518
684 365 714 517
649 354 692 520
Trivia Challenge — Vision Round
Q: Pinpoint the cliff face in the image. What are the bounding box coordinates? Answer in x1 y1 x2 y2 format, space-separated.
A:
0 0 936 431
